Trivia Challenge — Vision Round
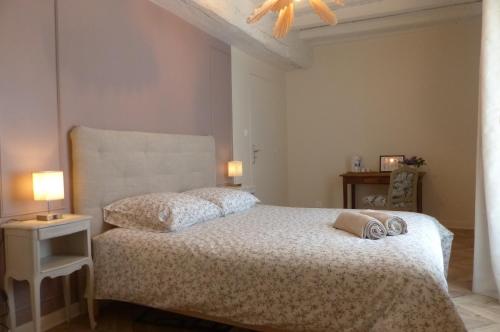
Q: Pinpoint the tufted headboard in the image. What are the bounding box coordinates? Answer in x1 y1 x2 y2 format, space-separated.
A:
70 126 216 236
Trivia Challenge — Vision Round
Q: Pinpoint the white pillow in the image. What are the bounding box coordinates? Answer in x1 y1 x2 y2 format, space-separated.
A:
103 192 222 232
184 187 259 216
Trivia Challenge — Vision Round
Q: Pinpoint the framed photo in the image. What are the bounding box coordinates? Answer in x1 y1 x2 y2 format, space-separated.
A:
380 155 405 173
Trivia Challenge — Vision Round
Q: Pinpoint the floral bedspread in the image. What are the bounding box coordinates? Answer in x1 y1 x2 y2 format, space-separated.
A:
93 205 465 332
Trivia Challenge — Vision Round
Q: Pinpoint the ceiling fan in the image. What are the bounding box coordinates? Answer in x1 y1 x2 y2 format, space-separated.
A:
247 0 345 38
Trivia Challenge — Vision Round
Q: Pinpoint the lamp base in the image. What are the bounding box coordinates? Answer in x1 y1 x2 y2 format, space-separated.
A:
36 213 63 221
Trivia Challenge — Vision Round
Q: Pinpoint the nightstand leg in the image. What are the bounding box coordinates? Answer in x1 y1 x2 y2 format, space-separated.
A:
5 276 16 331
29 278 41 332
63 275 71 323
85 264 97 330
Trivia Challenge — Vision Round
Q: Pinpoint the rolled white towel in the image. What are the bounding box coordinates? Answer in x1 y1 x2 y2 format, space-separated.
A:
334 211 387 240
360 210 408 236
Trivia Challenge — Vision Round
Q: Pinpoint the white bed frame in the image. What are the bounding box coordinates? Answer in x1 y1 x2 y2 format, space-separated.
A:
71 126 217 236
70 126 286 331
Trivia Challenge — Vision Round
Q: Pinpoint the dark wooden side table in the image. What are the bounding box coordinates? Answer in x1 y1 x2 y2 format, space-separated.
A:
339 172 425 212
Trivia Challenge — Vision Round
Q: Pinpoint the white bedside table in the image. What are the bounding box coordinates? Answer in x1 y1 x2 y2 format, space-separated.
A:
220 185 257 194
2 214 96 332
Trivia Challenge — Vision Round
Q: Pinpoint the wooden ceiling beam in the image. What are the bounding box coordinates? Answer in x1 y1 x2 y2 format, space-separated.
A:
293 0 480 30
149 0 313 69
299 2 482 43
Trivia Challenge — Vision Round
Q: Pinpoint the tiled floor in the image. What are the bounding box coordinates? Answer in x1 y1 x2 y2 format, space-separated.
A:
50 229 500 332
448 229 500 332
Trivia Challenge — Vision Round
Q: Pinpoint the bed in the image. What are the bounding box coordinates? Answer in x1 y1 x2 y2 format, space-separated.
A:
71 126 465 332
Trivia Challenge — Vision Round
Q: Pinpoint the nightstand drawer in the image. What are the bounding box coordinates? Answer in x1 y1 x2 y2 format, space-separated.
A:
38 221 88 240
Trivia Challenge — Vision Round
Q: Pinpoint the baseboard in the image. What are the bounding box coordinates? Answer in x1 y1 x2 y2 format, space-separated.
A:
447 225 475 231
449 226 475 231
16 303 82 332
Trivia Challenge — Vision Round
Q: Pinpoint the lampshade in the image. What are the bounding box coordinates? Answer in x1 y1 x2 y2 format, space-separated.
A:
33 171 65 201
228 161 243 178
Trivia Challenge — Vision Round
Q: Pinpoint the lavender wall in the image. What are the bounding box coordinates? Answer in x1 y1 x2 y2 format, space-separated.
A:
0 0 61 219
0 0 65 324
0 0 232 324
57 0 232 208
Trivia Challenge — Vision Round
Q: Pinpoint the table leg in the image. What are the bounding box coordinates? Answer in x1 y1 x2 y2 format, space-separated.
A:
63 275 71 323
343 180 348 209
417 180 423 213
5 276 16 331
351 184 356 209
85 263 97 330
29 278 41 332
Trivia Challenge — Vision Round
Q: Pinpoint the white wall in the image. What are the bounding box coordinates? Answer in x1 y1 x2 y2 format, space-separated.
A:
231 46 288 205
286 19 481 229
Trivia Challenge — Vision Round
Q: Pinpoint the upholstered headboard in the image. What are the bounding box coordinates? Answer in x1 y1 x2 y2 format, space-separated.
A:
70 126 216 236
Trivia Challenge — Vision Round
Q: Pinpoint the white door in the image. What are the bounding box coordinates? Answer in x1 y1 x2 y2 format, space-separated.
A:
249 74 287 205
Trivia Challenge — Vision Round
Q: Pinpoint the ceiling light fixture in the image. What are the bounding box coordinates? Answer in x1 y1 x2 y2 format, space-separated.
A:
247 0 345 38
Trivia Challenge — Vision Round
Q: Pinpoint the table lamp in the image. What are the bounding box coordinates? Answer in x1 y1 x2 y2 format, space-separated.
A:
32 171 65 221
227 161 243 187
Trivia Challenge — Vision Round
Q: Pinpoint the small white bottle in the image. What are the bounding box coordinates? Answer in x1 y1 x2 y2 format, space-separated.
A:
351 155 362 172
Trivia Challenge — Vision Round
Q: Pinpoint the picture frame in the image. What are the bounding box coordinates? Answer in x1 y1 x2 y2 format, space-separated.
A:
379 155 405 173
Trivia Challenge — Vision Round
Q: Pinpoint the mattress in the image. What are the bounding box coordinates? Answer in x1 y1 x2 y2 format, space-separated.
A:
92 205 465 332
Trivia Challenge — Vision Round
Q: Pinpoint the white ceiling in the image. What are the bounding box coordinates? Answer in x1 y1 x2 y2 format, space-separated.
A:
252 0 481 40
151 0 482 69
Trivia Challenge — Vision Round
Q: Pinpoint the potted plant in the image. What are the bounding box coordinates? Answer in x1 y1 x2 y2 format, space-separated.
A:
400 156 426 168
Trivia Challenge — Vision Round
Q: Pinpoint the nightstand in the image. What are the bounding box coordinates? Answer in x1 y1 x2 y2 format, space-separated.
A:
2 215 96 332
220 185 257 194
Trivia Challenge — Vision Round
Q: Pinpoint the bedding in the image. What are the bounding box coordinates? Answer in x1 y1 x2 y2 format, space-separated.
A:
359 210 408 236
103 192 222 232
333 211 387 239
93 205 463 332
184 187 259 215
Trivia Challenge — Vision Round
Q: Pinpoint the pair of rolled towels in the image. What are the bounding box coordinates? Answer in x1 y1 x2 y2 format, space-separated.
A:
334 210 408 240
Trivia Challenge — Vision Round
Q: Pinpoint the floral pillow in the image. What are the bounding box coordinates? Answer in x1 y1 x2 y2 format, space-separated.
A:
103 192 222 232
184 187 259 216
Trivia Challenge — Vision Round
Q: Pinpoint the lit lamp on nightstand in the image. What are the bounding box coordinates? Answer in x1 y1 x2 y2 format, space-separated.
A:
227 160 243 187
32 171 65 221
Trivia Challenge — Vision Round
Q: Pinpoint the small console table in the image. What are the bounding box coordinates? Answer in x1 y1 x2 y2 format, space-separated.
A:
340 172 425 212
